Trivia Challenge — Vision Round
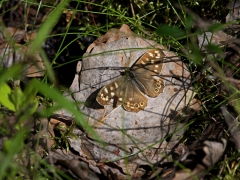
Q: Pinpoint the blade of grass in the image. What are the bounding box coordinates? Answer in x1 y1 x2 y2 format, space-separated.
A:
29 79 101 142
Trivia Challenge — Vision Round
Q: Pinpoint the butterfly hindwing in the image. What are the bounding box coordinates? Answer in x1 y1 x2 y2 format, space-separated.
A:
96 76 148 112
132 69 164 97
116 77 148 112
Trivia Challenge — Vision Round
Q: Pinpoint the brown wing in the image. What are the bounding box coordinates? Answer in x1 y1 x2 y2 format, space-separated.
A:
132 69 164 97
132 49 164 75
96 76 148 112
131 49 164 97
119 78 148 112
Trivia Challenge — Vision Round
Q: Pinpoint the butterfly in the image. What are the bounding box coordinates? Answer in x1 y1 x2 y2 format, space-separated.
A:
96 49 165 112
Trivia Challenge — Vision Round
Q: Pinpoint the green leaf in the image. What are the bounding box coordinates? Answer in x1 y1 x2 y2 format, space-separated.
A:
205 44 222 54
9 87 24 111
21 82 38 105
0 129 27 179
39 49 56 84
156 25 186 39
0 82 15 111
185 16 194 30
188 44 203 64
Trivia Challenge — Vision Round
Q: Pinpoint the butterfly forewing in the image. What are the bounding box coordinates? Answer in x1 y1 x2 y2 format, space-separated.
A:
96 76 124 106
132 49 164 75
131 49 164 97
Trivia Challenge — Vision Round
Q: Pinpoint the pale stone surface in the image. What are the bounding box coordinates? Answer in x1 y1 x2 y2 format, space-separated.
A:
55 24 199 178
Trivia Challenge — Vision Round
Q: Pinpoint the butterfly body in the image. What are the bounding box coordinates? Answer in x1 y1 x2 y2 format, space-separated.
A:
96 49 165 112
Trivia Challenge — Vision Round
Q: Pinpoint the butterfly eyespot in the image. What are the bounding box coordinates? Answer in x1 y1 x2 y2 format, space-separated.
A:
155 88 160 93
140 102 145 106
134 103 139 108
156 83 161 88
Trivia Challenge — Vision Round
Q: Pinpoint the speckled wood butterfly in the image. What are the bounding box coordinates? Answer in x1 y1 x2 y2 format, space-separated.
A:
96 49 165 112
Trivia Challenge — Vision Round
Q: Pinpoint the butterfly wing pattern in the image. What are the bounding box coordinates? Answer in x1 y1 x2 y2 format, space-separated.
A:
96 49 165 112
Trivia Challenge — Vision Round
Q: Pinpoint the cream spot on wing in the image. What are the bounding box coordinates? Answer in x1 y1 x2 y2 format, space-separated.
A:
105 96 109 101
100 93 104 98
110 86 114 91
119 97 123 101
151 60 154 63
110 92 115 97
129 98 133 101
155 51 161 58
130 103 134 108
141 61 146 65
155 65 159 68
104 88 108 93
148 52 154 57
145 57 149 61
114 82 118 88
154 69 158 72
